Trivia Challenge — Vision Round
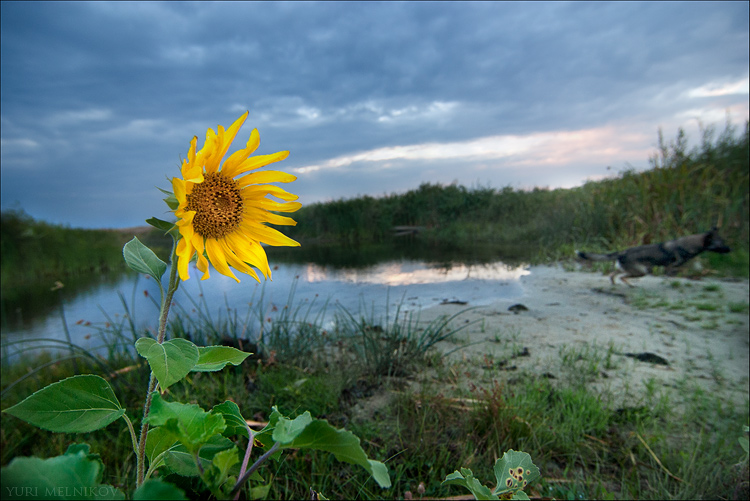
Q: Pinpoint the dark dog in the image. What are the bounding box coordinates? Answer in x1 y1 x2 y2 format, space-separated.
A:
576 227 731 286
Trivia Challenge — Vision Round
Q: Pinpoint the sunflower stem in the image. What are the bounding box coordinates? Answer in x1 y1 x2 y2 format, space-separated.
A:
136 239 181 486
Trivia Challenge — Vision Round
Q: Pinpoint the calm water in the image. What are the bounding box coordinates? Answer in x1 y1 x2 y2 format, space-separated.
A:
1 255 531 360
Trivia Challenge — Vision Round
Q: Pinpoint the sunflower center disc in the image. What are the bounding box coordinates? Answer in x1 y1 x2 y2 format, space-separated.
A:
186 173 244 239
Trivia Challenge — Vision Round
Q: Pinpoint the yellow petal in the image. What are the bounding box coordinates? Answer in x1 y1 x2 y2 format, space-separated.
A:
205 238 239 282
176 237 194 281
232 151 290 175
243 184 300 202
220 148 251 179
242 221 300 247
225 232 271 279
237 170 297 188
254 210 298 227
206 112 249 174
220 240 261 283
172 178 187 203
192 235 210 280
181 137 203 182
245 129 260 155
245 199 301 214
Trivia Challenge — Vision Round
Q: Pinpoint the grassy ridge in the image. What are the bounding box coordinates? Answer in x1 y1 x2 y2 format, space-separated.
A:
0 212 172 294
0 210 125 286
283 122 749 271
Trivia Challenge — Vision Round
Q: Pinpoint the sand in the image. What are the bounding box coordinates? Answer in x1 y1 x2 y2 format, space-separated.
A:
420 265 750 409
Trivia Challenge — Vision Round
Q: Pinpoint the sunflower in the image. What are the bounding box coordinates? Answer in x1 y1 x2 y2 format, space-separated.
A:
172 111 301 283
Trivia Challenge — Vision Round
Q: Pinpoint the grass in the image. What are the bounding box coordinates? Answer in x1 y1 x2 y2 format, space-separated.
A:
3 286 748 500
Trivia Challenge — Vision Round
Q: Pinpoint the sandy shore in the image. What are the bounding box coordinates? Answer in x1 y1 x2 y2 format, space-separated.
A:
422 266 749 409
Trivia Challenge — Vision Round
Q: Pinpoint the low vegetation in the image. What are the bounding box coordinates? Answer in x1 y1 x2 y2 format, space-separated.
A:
280 121 749 275
2 286 748 499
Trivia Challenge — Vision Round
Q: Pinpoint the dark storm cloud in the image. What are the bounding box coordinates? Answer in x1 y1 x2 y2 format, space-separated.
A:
1 1 748 227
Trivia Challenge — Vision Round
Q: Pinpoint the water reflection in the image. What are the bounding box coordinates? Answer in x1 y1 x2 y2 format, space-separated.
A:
1 255 531 361
305 261 529 286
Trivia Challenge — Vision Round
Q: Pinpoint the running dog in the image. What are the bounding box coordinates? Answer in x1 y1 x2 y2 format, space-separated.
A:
575 227 731 286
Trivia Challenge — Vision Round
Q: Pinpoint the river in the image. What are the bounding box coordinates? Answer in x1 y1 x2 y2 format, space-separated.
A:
1 252 531 361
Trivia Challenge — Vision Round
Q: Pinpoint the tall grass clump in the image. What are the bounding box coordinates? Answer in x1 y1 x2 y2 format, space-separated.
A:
334 295 480 378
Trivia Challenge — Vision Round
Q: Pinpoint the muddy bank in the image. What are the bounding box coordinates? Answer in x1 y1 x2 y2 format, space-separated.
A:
421 266 749 408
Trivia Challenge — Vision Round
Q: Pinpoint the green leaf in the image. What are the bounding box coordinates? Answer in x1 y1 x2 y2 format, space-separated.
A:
156 187 180 211
278 416 391 488
133 478 187 501
193 346 251 372
492 449 540 495
272 411 313 444
3 375 124 433
135 338 199 390
212 401 250 439
250 481 273 500
145 217 180 240
205 447 240 495
145 427 178 467
0 443 125 500
123 237 167 281
442 467 498 500
145 393 226 456
162 436 235 477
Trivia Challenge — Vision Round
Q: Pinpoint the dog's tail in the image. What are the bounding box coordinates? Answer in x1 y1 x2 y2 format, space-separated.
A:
575 250 619 262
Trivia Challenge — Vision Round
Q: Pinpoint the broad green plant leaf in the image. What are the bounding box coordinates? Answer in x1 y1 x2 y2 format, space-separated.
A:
492 449 540 496
145 217 179 239
132 478 187 501
212 401 251 439
272 411 313 443
192 346 251 372
0 443 124 500
204 447 240 496
443 450 540 500
3 375 124 433
262 407 390 488
442 468 498 500
145 427 178 469
135 338 199 390
145 393 226 456
123 237 167 281
162 436 235 477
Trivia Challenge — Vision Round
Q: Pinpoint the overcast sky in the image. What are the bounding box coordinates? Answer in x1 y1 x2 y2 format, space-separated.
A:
2 1 748 229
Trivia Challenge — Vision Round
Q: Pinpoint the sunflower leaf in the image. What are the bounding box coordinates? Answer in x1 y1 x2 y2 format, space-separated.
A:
2 375 125 433
192 346 251 372
270 410 391 489
135 338 199 389
442 468 498 500
0 443 125 500
145 393 227 457
492 449 539 496
123 237 168 281
146 217 180 241
133 478 187 501
212 401 251 439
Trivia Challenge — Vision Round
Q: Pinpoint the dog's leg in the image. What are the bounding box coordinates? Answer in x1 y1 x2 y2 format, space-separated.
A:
620 275 636 287
609 270 621 285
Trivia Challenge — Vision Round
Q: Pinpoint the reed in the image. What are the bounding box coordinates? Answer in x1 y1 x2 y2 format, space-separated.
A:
280 122 749 273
